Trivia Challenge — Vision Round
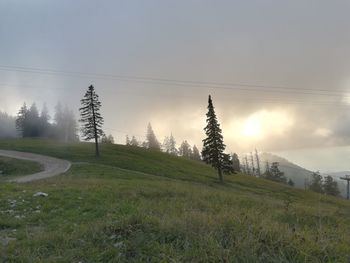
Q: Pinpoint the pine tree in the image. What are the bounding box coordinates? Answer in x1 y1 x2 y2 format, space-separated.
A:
163 134 178 155
79 85 104 156
146 123 161 150
26 103 40 137
54 103 63 127
264 161 270 177
309 172 323 193
63 106 78 141
202 95 231 183
16 103 28 137
266 162 287 183
287 178 295 187
130 136 139 147
52 103 78 141
162 136 170 152
107 134 115 144
222 154 234 174
126 135 131 146
323 175 340 196
101 133 114 144
231 153 241 173
39 103 50 137
179 140 192 158
192 145 201 161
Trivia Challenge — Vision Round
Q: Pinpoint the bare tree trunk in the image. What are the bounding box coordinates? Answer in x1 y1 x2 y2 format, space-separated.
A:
255 149 261 177
250 152 255 176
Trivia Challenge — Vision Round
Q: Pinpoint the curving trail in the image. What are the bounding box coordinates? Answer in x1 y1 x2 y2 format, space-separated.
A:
0 150 71 183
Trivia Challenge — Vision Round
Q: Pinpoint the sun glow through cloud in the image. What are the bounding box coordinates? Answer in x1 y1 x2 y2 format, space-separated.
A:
242 116 262 138
225 109 294 151
241 110 293 139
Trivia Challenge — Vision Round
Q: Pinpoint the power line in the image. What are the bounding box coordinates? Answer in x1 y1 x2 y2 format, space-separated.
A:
0 64 347 96
1 82 349 107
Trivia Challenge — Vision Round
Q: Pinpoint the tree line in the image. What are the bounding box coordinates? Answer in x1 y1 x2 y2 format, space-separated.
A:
125 124 201 161
0 85 343 193
307 172 340 196
15 102 78 141
20 85 338 192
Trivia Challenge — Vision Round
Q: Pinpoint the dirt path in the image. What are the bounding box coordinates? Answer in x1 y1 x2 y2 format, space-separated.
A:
0 150 71 183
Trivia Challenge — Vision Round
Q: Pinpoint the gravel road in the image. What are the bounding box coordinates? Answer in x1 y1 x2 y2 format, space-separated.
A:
0 150 71 183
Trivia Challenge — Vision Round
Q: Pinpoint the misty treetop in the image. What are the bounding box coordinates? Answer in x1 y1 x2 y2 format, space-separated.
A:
15 102 78 141
125 128 203 161
79 85 104 156
231 153 241 173
163 134 178 155
145 123 161 151
101 133 115 144
179 140 192 158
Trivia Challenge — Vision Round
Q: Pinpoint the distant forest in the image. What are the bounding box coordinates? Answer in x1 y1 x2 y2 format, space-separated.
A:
0 102 78 141
0 97 342 197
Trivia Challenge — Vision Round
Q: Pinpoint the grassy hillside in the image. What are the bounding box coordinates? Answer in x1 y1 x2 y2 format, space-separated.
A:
0 139 350 262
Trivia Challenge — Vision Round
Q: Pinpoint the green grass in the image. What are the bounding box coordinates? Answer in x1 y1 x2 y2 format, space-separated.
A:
0 138 350 262
0 156 43 180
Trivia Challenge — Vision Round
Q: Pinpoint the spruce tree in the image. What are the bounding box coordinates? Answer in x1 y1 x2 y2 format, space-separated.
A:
266 162 287 183
130 136 139 147
192 145 201 161
146 123 161 150
26 103 40 137
309 172 323 193
16 103 28 137
39 103 50 137
79 85 104 156
162 136 170 152
202 95 231 183
179 140 192 158
126 135 131 146
287 178 295 187
231 153 241 173
323 175 340 196
168 134 178 155
162 133 178 155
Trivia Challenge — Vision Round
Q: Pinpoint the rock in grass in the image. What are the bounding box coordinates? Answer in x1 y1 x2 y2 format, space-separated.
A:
33 192 48 197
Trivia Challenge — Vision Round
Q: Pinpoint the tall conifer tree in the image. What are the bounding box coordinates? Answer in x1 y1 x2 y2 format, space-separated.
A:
16 103 28 137
192 145 201 161
202 95 231 183
146 123 161 150
79 85 104 156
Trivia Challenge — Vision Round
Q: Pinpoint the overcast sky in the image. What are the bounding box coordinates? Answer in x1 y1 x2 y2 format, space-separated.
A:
1 0 350 171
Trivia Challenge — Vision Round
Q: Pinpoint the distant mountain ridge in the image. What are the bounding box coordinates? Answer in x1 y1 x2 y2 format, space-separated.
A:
258 152 347 197
259 152 313 189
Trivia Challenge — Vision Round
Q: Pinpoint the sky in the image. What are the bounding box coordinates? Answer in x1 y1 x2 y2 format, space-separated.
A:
1 0 350 172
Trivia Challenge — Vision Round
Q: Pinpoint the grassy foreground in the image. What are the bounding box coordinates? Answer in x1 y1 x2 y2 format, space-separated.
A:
0 156 43 180
0 139 349 262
